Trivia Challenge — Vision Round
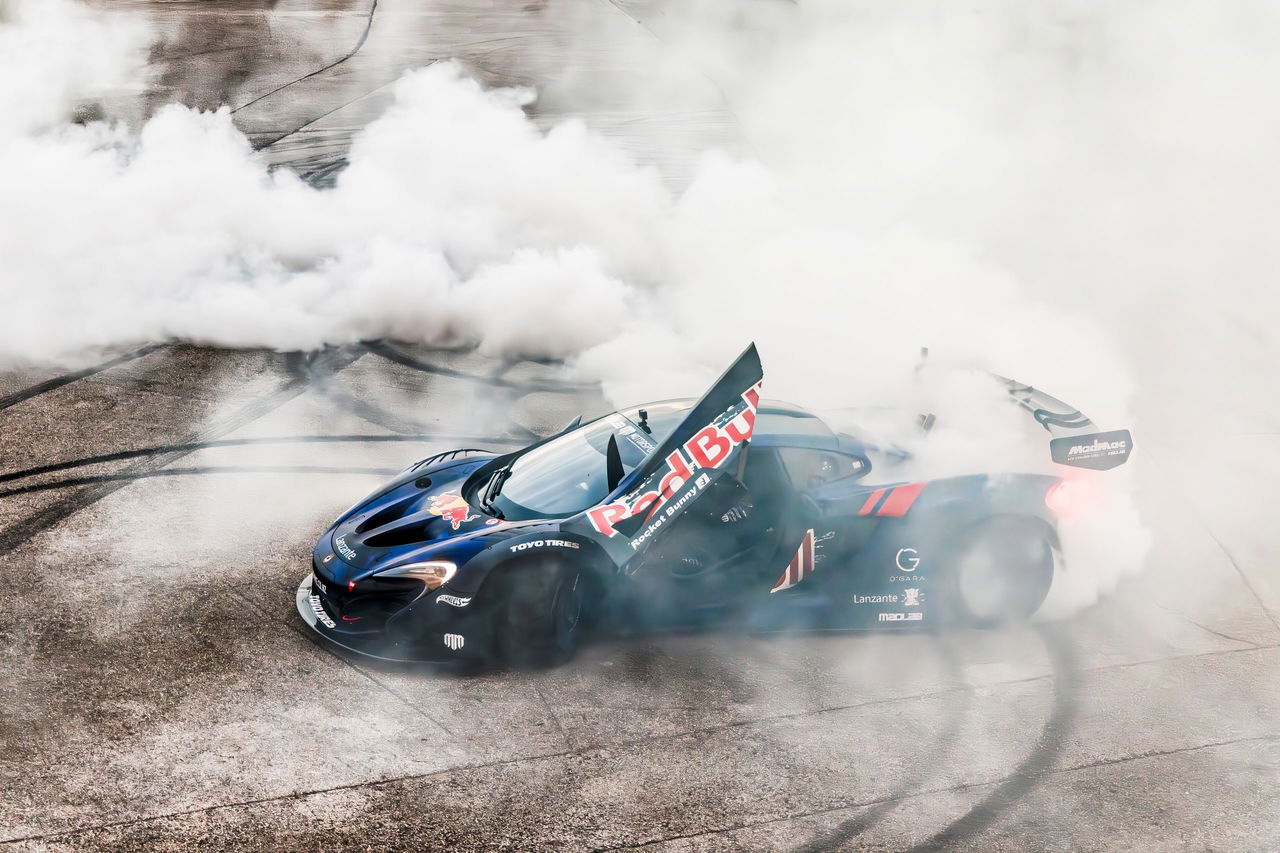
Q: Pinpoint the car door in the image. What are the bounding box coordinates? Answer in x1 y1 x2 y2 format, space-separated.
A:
563 343 764 578
767 446 876 595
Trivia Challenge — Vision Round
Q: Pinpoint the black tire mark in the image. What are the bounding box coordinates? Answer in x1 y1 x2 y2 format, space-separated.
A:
292 351 447 435
260 74 403 166
0 347 362 560
0 434 522 486
0 466 403 500
307 376 434 435
904 624 1079 852
297 345 545 440
362 341 595 394
231 0 380 120
0 344 164 412
793 634 970 852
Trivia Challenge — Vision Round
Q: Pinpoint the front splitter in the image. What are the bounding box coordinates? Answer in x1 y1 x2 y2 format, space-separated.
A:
294 575 478 664
295 575 424 663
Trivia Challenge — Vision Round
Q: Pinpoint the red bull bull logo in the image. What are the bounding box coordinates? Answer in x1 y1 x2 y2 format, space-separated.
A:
427 492 478 531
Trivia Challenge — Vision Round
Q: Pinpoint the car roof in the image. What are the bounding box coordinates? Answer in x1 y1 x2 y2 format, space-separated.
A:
621 397 842 451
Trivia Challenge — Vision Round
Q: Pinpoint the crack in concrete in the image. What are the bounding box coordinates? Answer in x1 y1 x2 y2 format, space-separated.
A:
7 641 1278 846
231 0 380 119
1145 449 1280 634
0 348 362 560
591 732 1280 851
224 588 462 742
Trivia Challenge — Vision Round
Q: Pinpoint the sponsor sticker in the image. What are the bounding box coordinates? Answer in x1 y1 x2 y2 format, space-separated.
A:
334 536 357 561
1050 429 1133 471
626 432 656 454
313 576 328 595
770 529 817 593
878 612 924 622
308 595 336 629
631 477 707 550
895 548 921 572
436 594 472 608
509 539 581 553
1069 439 1125 456
443 633 465 651
853 593 898 604
427 492 477 531
813 530 836 565
903 588 923 607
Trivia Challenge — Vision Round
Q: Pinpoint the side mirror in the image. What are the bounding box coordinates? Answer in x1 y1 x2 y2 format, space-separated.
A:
606 434 625 492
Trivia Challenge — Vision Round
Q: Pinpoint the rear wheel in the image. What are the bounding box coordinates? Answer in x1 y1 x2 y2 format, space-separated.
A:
942 516 1056 627
499 559 585 667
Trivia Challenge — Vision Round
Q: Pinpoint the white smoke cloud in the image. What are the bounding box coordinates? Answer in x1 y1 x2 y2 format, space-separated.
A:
0 0 149 138
29 0 1280 608
0 60 665 364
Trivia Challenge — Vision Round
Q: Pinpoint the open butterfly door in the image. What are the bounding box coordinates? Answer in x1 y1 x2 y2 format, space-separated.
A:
565 343 764 571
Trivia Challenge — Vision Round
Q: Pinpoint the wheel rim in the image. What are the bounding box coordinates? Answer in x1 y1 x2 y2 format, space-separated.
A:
955 523 1052 623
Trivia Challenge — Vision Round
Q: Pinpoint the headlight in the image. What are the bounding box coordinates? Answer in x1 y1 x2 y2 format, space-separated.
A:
374 560 457 590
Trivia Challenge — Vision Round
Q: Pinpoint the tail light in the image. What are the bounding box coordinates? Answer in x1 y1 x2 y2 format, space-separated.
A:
1044 477 1096 518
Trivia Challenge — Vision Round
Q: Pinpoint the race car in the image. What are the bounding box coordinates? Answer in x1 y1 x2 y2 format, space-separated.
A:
297 344 1132 665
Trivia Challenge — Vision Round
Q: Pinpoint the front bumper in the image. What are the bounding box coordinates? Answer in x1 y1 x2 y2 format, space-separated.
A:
295 574 488 663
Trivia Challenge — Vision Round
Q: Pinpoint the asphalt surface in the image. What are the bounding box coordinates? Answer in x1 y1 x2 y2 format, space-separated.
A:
4 2 1280 851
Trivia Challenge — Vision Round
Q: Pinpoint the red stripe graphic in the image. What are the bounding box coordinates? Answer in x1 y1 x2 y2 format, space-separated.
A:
877 482 926 517
858 489 886 515
771 528 816 593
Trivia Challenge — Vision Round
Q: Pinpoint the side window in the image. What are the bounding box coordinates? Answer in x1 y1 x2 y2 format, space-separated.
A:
741 449 791 503
777 448 868 489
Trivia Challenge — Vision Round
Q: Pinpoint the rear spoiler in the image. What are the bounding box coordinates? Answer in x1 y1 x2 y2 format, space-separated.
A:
996 376 1133 471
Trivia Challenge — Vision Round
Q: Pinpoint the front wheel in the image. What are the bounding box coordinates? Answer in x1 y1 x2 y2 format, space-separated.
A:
499 559 585 667
941 516 1056 628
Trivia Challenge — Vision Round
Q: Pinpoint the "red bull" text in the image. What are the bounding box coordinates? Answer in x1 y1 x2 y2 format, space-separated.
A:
587 383 762 538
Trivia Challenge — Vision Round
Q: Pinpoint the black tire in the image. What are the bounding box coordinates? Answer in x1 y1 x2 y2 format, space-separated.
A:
499 558 585 667
941 516 1056 628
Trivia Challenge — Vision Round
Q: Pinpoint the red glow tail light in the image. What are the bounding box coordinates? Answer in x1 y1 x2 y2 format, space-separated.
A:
1044 477 1097 518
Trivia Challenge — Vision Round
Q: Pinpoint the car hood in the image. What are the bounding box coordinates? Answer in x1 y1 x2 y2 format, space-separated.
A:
313 460 532 583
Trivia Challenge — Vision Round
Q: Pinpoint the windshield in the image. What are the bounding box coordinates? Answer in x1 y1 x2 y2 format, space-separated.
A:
490 403 692 520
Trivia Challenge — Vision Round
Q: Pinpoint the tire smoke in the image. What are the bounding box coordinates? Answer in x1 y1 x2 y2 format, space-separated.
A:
18 0 1280 610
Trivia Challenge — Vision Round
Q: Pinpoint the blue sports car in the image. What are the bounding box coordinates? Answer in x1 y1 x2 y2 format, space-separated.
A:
297 344 1131 665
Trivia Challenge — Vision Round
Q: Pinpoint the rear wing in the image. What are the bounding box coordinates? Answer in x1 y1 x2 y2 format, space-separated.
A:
996 376 1133 471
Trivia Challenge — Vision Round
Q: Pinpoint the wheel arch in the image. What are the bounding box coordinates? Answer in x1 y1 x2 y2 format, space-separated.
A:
938 511 1060 626
847 473 1061 583
471 534 614 605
